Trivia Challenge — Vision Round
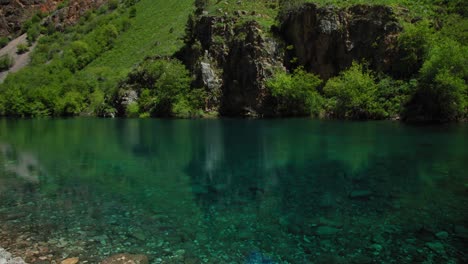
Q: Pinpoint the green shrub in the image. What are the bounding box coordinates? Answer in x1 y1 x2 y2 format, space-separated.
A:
126 101 140 117
267 67 323 116
17 43 29 54
324 62 386 119
121 58 202 117
87 88 107 115
394 20 434 78
129 7 137 18
405 40 468 122
376 77 415 119
0 37 9 48
108 0 119 10
58 91 86 116
27 24 41 44
0 55 14 71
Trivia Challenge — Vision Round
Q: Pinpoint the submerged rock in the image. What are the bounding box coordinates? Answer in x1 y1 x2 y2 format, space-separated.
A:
61 258 79 264
245 252 275 264
425 242 445 255
316 226 341 236
454 225 468 240
101 254 148 264
349 190 373 199
0 248 26 264
435 231 449 240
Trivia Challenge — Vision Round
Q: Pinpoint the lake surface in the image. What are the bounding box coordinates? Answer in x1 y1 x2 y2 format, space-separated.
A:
0 119 467 264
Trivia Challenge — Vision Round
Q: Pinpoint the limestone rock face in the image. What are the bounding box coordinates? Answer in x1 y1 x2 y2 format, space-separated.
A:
178 4 402 117
177 16 284 117
101 254 148 264
279 3 401 79
221 21 283 117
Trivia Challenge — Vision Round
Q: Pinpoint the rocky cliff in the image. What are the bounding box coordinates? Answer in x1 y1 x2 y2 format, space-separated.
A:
177 15 284 117
46 0 107 32
0 0 107 38
177 4 402 116
0 0 62 37
279 3 401 80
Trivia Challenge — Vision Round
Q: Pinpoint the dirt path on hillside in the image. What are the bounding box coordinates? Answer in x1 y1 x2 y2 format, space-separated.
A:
0 34 36 83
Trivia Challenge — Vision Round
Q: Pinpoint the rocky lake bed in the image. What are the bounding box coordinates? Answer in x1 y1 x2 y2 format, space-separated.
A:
1 119 467 264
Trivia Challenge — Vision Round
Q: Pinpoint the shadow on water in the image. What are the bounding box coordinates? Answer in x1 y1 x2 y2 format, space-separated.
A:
0 118 467 263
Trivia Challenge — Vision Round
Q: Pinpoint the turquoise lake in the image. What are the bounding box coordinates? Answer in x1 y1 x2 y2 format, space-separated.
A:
0 119 467 263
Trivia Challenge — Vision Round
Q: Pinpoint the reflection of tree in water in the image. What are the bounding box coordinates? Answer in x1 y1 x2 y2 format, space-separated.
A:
184 121 354 221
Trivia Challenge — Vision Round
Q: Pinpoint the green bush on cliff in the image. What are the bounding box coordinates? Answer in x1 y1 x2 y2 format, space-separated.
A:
0 55 15 71
267 67 323 116
395 20 434 78
324 63 387 119
405 40 468 121
122 59 205 118
0 37 9 48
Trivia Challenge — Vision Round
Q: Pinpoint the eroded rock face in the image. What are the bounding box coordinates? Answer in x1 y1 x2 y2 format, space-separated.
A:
0 0 63 37
221 21 283 116
279 3 401 79
46 0 107 31
0 0 107 38
177 16 284 116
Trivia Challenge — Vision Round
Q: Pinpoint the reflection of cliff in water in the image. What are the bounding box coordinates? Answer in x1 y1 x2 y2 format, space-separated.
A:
184 121 356 218
0 143 45 185
184 120 468 228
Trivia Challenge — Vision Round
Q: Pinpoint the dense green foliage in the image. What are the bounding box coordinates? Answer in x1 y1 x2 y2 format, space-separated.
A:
267 68 323 116
324 63 410 119
117 58 205 118
0 0 466 121
16 43 29 54
0 0 193 117
0 55 14 72
404 40 468 121
0 37 9 49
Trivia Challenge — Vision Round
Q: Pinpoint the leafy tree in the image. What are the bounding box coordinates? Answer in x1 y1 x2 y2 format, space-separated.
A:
120 58 203 117
27 24 41 44
394 20 434 78
58 91 86 116
405 40 468 122
267 67 323 116
324 62 386 119
129 7 137 18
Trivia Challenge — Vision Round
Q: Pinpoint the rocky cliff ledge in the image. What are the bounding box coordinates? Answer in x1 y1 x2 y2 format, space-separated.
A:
0 0 62 37
177 16 284 117
279 3 401 80
177 3 402 117
0 0 107 38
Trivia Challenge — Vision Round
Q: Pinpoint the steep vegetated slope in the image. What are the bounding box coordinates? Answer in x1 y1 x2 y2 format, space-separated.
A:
0 0 194 117
0 0 466 122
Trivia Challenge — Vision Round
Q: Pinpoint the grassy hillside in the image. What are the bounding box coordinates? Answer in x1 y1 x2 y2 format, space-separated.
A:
82 0 193 85
0 0 194 117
